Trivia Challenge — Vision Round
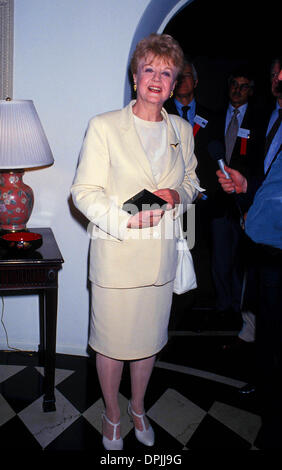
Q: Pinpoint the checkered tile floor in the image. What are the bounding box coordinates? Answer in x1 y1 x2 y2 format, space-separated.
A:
0 328 263 454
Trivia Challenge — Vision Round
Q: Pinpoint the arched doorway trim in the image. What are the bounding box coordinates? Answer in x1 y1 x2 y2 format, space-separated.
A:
123 0 194 105
157 0 193 33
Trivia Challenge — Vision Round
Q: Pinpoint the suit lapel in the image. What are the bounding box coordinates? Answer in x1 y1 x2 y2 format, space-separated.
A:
120 102 156 186
158 110 181 187
239 106 250 132
233 106 250 152
119 102 181 188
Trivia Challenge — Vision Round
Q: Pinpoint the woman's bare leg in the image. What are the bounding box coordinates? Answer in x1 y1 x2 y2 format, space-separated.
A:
96 352 124 439
129 355 156 430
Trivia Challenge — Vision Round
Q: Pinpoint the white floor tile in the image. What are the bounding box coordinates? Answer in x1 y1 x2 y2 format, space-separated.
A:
156 361 247 389
35 367 75 386
83 393 133 438
147 388 206 444
0 365 26 383
208 401 261 444
18 388 80 449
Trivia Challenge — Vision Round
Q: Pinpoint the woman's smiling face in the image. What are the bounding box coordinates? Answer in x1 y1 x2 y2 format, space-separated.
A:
133 54 177 108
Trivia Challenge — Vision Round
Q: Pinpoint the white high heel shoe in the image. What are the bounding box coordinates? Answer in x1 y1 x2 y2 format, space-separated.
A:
102 413 123 451
128 401 155 446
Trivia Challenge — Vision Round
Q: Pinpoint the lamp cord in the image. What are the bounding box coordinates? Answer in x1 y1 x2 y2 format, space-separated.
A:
1 296 34 355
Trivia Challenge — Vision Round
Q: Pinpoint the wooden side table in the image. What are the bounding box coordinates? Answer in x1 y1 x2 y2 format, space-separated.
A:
0 228 64 412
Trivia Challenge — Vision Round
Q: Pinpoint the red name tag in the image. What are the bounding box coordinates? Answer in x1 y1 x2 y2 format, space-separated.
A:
240 137 247 155
193 123 201 137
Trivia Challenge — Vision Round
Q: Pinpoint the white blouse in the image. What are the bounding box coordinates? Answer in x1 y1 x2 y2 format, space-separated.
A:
133 114 167 184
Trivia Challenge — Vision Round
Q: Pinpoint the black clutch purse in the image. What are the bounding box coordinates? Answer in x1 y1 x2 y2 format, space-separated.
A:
123 189 167 215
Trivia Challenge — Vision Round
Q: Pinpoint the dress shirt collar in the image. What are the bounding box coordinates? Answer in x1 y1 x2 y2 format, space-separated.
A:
226 102 248 132
174 97 196 125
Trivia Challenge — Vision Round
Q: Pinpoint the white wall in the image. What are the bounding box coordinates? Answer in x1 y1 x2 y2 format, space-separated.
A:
0 0 151 355
0 0 188 356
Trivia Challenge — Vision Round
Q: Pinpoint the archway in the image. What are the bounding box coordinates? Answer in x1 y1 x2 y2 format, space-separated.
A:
123 0 194 105
125 0 279 110
164 0 279 111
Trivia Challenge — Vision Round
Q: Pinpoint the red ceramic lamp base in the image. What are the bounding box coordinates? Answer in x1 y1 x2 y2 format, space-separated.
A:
0 170 34 232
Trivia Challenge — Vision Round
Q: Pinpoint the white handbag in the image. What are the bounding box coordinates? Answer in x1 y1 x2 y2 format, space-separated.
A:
173 218 197 295
169 114 200 294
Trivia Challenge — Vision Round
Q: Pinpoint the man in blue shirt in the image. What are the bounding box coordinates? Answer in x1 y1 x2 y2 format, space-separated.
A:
217 151 282 449
245 153 282 249
264 58 282 174
217 61 282 447
238 57 282 344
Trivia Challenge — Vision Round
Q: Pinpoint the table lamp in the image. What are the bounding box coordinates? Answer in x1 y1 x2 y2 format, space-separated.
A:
0 98 54 232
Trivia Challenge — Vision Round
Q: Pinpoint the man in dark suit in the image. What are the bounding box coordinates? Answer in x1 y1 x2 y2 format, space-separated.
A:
211 68 267 325
164 59 219 196
164 59 220 309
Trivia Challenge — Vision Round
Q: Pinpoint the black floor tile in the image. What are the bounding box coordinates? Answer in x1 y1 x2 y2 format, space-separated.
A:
56 362 101 413
0 366 44 413
45 416 103 452
0 415 42 450
159 335 255 384
148 367 215 412
187 414 251 449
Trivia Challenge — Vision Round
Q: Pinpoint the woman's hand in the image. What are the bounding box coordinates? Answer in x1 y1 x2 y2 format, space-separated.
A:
127 209 164 229
126 188 179 229
153 188 180 209
216 166 248 194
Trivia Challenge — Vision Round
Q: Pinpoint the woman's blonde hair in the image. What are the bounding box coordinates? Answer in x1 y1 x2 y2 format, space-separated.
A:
130 33 184 77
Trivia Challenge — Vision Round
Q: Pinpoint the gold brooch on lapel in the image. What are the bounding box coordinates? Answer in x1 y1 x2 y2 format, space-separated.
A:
170 143 179 148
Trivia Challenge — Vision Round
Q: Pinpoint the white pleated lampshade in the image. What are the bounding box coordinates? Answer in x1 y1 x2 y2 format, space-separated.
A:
0 99 54 169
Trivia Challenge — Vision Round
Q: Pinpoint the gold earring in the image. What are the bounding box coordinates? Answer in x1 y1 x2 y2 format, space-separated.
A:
170 90 173 98
133 84 137 92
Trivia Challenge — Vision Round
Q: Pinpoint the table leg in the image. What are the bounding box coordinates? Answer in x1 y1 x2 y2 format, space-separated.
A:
38 292 45 366
42 287 58 412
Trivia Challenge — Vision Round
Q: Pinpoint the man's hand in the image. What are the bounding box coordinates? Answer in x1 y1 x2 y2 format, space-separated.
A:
216 166 248 194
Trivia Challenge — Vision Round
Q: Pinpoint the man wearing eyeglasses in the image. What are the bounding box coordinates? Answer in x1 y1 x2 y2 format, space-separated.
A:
211 68 267 328
224 68 266 190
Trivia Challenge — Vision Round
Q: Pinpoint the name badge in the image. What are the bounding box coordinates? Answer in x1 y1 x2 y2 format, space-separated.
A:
194 114 208 128
238 128 250 138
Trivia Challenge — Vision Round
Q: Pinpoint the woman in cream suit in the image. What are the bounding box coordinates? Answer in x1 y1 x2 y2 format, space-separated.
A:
71 34 199 450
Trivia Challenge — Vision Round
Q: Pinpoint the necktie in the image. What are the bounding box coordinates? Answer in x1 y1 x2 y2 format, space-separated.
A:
181 105 190 121
264 108 282 157
225 108 239 163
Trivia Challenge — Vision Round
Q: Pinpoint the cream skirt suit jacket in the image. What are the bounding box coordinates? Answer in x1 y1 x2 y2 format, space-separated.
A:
71 101 199 359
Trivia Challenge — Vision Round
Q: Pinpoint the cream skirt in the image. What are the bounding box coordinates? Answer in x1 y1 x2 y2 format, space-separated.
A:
89 281 174 360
